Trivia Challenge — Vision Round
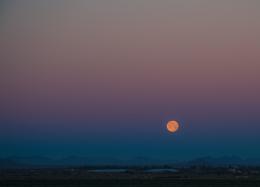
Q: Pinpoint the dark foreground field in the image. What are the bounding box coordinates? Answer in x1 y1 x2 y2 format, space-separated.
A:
1 178 260 187
1 167 260 187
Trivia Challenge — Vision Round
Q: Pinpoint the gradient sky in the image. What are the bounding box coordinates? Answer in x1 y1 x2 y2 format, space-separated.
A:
1 0 260 160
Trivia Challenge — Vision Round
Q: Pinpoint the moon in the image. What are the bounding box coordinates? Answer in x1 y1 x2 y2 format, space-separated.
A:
166 120 180 133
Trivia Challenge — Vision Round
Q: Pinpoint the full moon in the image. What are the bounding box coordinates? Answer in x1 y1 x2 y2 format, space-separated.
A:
166 120 180 133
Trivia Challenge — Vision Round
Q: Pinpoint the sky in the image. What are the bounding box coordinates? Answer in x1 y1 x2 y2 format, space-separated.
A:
0 0 260 160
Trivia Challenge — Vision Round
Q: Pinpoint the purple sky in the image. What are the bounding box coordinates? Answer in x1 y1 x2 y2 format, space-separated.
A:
1 0 260 159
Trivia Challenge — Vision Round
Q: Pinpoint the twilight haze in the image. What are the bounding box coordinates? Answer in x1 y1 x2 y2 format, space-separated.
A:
1 0 260 160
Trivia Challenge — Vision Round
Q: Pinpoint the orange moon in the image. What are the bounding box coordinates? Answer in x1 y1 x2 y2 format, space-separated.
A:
166 120 180 133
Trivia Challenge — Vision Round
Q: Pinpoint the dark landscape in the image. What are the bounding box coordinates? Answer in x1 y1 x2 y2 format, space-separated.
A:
1 156 260 186
1 166 260 187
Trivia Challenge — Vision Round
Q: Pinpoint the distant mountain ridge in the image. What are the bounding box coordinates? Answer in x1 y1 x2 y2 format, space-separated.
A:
183 156 260 166
1 156 260 169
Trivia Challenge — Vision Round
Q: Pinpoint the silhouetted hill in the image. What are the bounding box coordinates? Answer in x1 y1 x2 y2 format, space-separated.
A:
1 156 260 169
59 156 122 166
0 158 28 169
183 156 260 167
8 156 56 166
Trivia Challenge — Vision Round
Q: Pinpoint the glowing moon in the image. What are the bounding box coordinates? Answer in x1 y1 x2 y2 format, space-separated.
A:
166 120 180 133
